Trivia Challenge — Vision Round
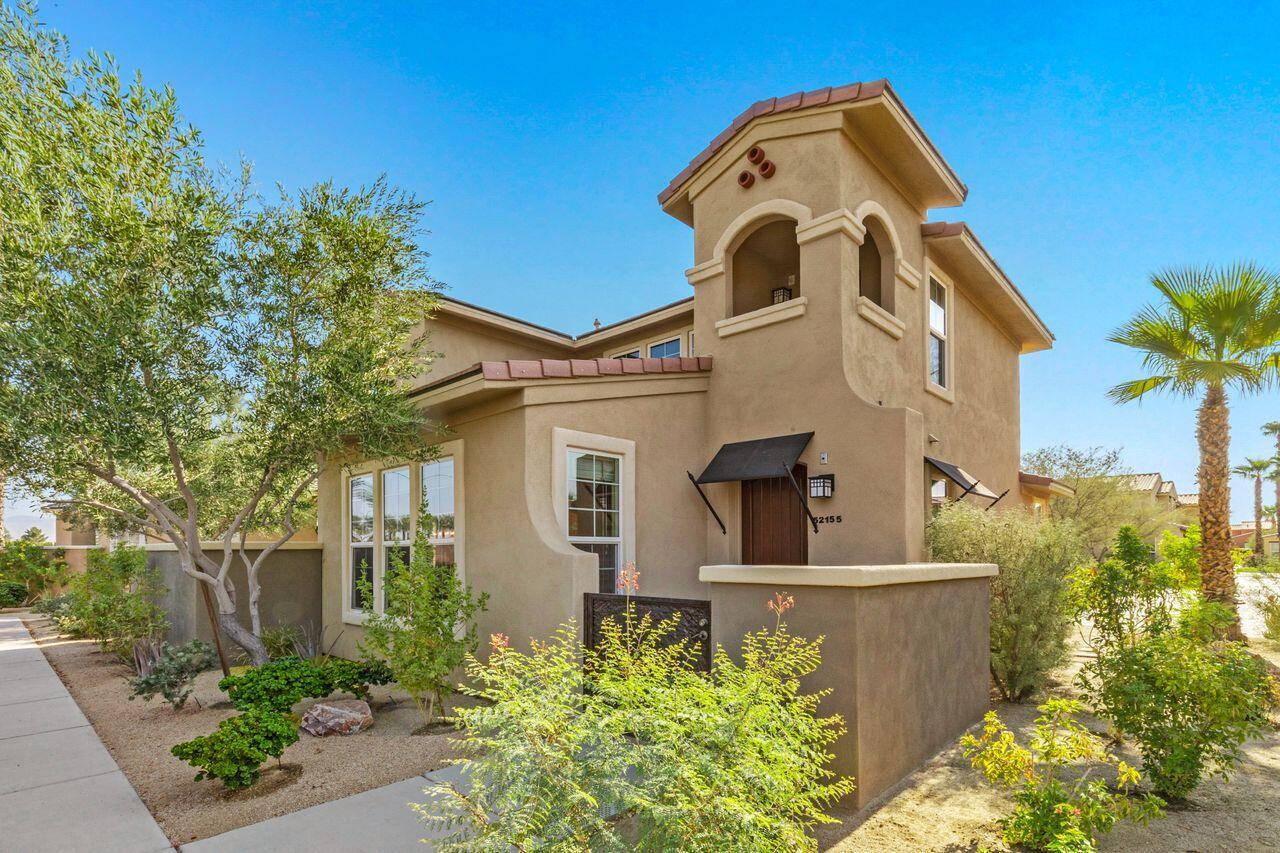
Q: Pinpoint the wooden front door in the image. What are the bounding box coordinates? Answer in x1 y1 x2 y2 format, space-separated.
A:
740 463 808 565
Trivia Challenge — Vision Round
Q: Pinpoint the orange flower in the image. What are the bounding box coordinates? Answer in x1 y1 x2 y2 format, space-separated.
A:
767 592 795 615
616 562 641 595
490 632 509 650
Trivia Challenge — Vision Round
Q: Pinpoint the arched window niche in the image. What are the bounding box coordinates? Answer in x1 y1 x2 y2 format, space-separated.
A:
858 215 897 315
727 218 800 318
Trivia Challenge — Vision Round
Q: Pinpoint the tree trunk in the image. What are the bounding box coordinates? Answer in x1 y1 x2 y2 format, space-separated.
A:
0 473 6 544
1254 475 1264 556
1197 384 1242 639
189 554 269 665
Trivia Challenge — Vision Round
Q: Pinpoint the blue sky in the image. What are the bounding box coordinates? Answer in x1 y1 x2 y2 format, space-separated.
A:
7 0 1280 534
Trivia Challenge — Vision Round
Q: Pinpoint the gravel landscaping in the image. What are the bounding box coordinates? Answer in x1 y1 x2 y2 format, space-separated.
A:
21 613 461 845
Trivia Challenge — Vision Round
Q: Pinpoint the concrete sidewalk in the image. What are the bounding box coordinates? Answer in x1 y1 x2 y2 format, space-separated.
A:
181 762 467 852
0 613 171 853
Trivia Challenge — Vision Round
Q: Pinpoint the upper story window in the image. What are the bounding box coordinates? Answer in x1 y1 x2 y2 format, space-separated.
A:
928 276 949 388
618 349 641 359
728 218 800 317
566 450 623 593
859 217 897 315
648 337 681 358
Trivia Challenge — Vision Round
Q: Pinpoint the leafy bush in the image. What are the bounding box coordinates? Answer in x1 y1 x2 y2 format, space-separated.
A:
1073 527 1274 799
171 708 299 789
218 655 392 711
0 535 69 604
0 579 26 607
66 546 166 658
33 592 84 635
260 624 303 660
324 657 393 698
358 507 487 725
421 593 853 850
928 502 1085 701
219 657 331 712
962 698 1163 852
130 640 216 709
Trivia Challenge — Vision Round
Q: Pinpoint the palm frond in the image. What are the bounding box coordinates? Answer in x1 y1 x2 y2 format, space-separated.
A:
1107 375 1173 404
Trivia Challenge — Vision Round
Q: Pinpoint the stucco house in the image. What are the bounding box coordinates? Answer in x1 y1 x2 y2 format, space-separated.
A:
315 79 1055 658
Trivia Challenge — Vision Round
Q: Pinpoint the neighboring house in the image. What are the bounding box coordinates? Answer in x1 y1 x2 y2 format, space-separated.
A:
1018 471 1076 518
1176 491 1199 525
1125 472 1181 509
1230 521 1278 555
317 80 1056 656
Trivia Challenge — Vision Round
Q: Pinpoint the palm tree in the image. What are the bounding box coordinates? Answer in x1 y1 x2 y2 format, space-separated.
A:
1233 457 1271 556
1109 264 1280 639
1264 423 1280 523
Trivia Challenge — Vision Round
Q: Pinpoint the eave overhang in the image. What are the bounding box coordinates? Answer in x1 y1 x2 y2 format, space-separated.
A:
922 222 1054 354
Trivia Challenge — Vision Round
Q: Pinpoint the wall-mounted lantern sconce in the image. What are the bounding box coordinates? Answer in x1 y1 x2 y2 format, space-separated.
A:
808 474 834 499
772 287 792 304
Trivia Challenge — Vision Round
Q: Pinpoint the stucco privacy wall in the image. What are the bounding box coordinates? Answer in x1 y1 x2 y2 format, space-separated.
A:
704 564 993 808
320 374 712 659
149 545 323 647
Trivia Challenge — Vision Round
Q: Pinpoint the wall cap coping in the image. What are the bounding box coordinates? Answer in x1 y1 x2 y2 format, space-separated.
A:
699 562 997 587
142 541 324 552
715 296 808 338
856 296 906 339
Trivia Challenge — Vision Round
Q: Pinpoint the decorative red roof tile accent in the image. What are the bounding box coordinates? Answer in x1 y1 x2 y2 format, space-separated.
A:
478 357 712 382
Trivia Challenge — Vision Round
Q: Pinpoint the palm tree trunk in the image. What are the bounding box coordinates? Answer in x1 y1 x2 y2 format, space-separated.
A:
1254 475 1265 556
1197 383 1242 639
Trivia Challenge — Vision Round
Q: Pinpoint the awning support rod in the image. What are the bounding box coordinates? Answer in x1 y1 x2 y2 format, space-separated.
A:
984 489 1009 511
783 464 821 534
687 471 727 535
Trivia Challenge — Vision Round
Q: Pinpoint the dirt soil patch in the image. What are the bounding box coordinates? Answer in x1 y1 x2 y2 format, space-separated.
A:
22 614 461 845
818 621 1280 851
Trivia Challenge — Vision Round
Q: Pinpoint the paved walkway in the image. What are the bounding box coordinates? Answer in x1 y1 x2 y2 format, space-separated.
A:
0 613 171 853
181 762 467 852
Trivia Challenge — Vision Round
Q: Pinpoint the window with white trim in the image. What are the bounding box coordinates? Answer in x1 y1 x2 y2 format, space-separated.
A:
618 349 641 359
930 477 948 508
648 337 681 358
349 474 374 610
928 276 949 388
687 331 695 356
422 457 456 565
566 450 622 593
381 467 411 607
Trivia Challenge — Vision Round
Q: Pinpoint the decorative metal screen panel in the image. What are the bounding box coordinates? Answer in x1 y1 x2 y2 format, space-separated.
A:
583 593 712 672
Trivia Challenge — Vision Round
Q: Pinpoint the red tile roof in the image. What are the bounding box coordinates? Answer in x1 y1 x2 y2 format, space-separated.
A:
658 79 966 206
480 356 712 381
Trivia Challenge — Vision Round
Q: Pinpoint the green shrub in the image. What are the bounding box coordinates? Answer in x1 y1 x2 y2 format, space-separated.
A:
219 657 330 712
420 593 853 850
357 506 487 725
171 708 299 789
0 536 69 604
323 657 393 699
66 546 166 658
33 592 84 635
1087 632 1271 799
260 624 303 660
928 502 1085 701
130 640 216 709
962 698 1163 852
0 579 27 607
1073 527 1275 799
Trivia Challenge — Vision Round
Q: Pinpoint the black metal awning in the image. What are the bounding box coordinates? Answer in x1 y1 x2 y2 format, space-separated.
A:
925 455 1005 505
689 433 819 535
696 432 814 484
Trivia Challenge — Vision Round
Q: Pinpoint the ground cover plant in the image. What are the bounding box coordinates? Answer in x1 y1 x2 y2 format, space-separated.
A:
421 589 853 851
962 698 1163 852
217 655 390 712
927 502 1085 701
357 506 487 727
1072 527 1273 799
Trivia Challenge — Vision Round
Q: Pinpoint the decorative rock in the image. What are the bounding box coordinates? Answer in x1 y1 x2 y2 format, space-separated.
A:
300 699 374 736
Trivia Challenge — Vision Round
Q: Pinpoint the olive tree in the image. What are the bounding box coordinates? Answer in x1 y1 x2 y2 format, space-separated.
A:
0 5 439 663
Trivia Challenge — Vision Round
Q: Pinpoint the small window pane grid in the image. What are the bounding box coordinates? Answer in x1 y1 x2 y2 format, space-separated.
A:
648 338 681 359
928 277 948 388
347 458 456 614
567 450 623 593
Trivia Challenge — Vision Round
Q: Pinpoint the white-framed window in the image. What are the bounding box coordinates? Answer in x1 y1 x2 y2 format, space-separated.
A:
928 276 949 389
930 477 948 507
381 467 411 607
349 473 375 611
648 337 681 359
422 457 456 565
618 349 641 359
343 448 463 621
566 449 623 593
